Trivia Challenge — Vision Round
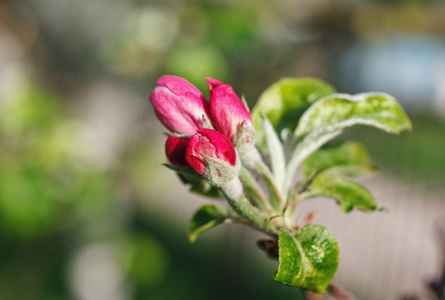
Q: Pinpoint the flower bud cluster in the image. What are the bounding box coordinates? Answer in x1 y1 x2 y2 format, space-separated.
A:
150 75 255 185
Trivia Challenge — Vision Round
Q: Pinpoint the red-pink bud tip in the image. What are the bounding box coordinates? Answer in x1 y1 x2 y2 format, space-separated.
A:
150 75 213 136
165 135 189 166
206 77 225 93
185 128 236 175
208 79 252 142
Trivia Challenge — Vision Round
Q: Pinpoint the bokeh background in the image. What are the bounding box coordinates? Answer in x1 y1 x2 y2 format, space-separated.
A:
1 0 445 299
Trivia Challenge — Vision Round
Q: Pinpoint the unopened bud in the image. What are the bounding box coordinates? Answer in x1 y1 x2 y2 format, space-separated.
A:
186 128 239 186
165 135 189 166
150 75 214 136
207 78 256 147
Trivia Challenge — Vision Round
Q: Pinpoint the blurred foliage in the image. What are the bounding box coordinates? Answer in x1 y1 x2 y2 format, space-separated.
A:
342 114 445 184
0 82 304 299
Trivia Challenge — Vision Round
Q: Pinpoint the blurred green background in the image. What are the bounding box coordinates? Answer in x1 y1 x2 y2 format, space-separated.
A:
0 0 444 299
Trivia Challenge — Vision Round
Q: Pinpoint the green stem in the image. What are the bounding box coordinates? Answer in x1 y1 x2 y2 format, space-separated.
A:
282 188 317 230
220 177 269 231
254 159 284 212
238 146 284 214
239 167 273 213
289 168 319 202
281 201 294 230
284 130 342 195
224 217 278 238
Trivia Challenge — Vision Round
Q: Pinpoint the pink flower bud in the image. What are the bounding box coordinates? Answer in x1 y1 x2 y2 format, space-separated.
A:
165 135 189 166
186 128 237 177
207 78 253 144
150 75 213 136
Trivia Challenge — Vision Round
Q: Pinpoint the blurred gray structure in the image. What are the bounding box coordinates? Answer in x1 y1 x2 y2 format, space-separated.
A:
336 36 445 116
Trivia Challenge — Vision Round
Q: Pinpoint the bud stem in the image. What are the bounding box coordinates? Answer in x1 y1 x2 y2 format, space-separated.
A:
220 177 269 231
239 167 273 213
238 147 284 213
254 159 284 213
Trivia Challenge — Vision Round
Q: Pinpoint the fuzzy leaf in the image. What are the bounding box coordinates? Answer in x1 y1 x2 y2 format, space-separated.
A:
309 174 383 213
188 204 230 243
274 225 339 293
251 78 335 150
262 116 286 195
303 142 376 178
285 93 411 193
295 92 412 139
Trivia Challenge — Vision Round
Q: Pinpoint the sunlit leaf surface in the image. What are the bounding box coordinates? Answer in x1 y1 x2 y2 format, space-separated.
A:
274 225 339 293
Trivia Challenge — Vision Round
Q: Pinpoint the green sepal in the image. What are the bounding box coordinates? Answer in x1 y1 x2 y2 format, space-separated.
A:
164 163 201 181
251 78 335 151
274 225 339 293
309 174 384 213
164 164 222 198
187 178 222 198
188 204 231 243
303 142 376 178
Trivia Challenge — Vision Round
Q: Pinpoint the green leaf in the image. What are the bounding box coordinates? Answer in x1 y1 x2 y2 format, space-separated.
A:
251 78 335 150
285 93 411 193
308 174 383 213
274 225 339 293
188 204 231 243
303 142 376 178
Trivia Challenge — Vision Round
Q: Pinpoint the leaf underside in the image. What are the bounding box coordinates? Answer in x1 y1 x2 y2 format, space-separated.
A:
262 116 286 195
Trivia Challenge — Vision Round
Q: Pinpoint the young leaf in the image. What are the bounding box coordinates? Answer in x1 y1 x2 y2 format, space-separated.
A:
251 78 335 151
262 116 286 196
274 225 339 293
302 142 376 178
188 204 231 243
295 92 412 138
284 129 342 194
285 93 411 192
308 174 384 213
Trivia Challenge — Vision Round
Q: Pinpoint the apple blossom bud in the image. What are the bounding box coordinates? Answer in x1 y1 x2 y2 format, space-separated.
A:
165 135 189 166
150 75 214 136
186 128 239 186
207 78 256 147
